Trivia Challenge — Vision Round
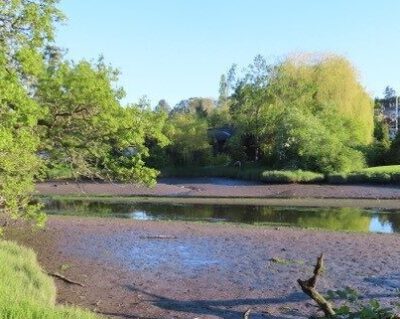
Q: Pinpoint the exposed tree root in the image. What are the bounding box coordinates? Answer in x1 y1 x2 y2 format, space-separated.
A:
297 254 335 317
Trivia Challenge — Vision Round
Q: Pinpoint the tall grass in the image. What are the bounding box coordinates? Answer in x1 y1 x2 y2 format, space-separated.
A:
328 165 400 184
0 241 100 319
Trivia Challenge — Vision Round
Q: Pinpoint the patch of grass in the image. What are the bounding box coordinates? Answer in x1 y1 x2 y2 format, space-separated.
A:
269 257 304 265
260 170 324 183
59 263 72 272
0 240 100 319
328 165 400 184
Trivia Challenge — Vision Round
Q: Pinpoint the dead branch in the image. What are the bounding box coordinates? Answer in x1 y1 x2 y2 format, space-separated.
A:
243 308 251 319
297 254 335 317
47 272 85 287
140 235 177 240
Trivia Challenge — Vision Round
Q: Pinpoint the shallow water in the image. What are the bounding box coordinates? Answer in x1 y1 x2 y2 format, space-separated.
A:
43 199 400 233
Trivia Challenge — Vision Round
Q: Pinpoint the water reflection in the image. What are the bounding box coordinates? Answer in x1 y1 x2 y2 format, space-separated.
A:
44 199 400 234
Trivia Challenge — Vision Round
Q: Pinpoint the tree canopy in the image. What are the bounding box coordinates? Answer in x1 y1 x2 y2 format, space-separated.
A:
225 54 373 172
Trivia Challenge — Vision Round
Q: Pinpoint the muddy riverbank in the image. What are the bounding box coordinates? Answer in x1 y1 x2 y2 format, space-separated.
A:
36 178 400 200
7 216 400 319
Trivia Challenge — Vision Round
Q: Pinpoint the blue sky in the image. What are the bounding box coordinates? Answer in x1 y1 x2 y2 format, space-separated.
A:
56 0 400 106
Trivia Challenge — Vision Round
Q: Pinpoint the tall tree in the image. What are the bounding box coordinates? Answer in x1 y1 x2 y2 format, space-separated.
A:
228 54 373 172
384 86 396 99
0 0 63 223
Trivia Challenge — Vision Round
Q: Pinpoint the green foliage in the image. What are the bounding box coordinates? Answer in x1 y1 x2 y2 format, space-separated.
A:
172 97 216 118
326 287 398 319
328 165 400 184
387 132 400 165
260 170 325 183
0 0 63 223
36 58 166 185
0 240 100 318
165 113 212 166
366 117 391 166
227 54 373 173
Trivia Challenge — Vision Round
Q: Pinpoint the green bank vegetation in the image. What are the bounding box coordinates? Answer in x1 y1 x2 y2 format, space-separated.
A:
0 241 100 319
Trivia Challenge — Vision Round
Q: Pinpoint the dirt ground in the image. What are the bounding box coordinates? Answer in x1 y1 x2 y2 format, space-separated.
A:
7 216 400 319
36 178 400 199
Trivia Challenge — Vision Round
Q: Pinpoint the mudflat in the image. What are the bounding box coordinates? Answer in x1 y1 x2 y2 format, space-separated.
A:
36 178 400 199
7 216 400 319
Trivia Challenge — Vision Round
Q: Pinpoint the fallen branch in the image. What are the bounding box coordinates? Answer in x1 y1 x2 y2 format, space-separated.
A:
297 254 335 317
47 272 85 287
243 308 251 319
140 235 177 240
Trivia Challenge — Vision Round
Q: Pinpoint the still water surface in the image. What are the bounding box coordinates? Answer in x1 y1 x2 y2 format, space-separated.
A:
44 199 400 233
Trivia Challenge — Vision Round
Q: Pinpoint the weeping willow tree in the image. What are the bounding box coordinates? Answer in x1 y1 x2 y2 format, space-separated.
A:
274 54 373 145
230 53 373 173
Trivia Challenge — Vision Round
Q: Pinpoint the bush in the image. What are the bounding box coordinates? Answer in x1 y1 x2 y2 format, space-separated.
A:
0 241 100 319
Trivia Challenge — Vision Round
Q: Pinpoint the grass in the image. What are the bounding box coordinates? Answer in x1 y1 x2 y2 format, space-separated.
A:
0 240 100 319
162 166 325 183
259 170 324 183
328 165 400 184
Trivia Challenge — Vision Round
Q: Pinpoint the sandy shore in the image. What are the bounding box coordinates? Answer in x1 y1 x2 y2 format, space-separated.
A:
36 177 400 199
7 216 400 319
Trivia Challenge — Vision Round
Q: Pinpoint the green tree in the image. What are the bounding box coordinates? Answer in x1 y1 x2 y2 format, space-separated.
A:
228 54 373 172
0 0 62 223
154 99 171 113
172 97 216 118
166 113 212 166
36 57 167 185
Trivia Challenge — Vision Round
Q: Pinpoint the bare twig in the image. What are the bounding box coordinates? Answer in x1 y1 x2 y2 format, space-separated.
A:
47 272 85 287
297 254 335 316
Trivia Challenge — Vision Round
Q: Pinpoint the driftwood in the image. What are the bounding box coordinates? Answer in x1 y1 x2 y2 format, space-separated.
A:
297 254 335 317
140 235 177 240
47 272 85 287
243 308 251 319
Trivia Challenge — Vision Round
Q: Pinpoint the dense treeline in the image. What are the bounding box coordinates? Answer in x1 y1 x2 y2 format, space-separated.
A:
1 0 400 222
148 54 376 173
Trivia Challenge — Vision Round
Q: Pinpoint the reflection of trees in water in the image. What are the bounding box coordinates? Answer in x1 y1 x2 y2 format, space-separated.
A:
377 213 400 233
45 200 114 217
45 200 380 232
